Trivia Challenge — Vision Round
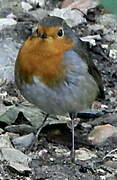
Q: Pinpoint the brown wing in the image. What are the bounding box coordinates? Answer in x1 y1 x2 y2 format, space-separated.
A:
74 38 105 99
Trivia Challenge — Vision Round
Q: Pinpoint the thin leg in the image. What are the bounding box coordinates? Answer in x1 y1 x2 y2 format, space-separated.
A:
36 113 49 138
71 117 75 162
69 113 76 163
26 114 49 152
69 113 80 162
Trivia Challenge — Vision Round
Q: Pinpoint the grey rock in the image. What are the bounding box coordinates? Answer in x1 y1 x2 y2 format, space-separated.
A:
0 102 72 134
0 128 4 134
0 0 22 15
21 1 33 12
12 133 35 148
109 49 117 60
3 96 19 106
0 39 19 82
27 0 45 7
0 105 19 125
5 124 35 135
104 33 117 43
88 124 117 145
29 8 49 21
97 14 117 30
0 147 31 165
49 8 86 27
75 148 97 161
7 161 31 174
0 18 17 30
0 133 13 148
6 132 19 139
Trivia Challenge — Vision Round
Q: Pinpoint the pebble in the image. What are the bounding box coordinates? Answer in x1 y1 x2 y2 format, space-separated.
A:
75 148 97 160
37 0 45 7
0 133 13 148
6 132 19 139
21 2 33 12
55 147 69 157
0 39 19 82
27 0 45 7
88 124 117 145
101 44 109 49
29 8 48 21
109 49 117 59
0 128 4 135
3 96 18 106
50 158 54 162
12 133 35 149
81 122 92 129
80 35 101 46
38 149 48 157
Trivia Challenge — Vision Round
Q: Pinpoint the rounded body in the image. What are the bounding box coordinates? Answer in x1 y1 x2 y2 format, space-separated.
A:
15 50 99 115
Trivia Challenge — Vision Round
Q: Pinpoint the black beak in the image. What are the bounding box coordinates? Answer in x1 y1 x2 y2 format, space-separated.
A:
39 33 48 39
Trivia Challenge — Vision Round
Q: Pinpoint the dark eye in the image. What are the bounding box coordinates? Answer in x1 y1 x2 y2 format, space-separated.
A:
57 28 64 37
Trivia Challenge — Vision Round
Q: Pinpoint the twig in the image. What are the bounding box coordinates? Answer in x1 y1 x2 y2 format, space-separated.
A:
103 148 117 160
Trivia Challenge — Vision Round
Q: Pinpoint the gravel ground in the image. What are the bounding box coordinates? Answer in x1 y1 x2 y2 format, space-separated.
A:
0 0 117 179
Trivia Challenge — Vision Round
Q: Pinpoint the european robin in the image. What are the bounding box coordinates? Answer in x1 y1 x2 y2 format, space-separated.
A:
15 16 104 162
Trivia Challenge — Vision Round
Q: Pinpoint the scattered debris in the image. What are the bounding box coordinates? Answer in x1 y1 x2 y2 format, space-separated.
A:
0 0 117 179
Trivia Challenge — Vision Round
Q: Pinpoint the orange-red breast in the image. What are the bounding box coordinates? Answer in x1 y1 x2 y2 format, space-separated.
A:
15 16 104 162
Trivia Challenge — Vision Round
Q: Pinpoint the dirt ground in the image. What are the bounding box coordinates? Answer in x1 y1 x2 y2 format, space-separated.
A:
0 0 117 180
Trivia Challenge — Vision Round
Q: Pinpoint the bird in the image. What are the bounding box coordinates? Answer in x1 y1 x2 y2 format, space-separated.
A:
15 16 105 162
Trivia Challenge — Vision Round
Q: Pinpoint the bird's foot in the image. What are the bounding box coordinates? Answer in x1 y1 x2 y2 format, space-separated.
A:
69 113 81 163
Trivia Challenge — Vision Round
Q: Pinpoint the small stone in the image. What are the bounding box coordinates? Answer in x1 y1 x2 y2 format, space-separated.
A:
50 158 54 162
100 176 106 180
21 1 33 12
38 149 48 157
88 124 117 145
6 13 17 19
12 133 35 148
0 133 13 148
7 161 31 174
109 49 117 59
101 104 108 109
0 18 17 30
0 39 19 82
55 147 69 157
101 44 109 49
0 91 7 99
96 168 106 176
110 97 116 103
30 9 49 21
3 96 19 106
0 128 4 135
27 0 45 7
38 0 45 7
75 148 97 160
81 122 92 129
81 35 101 46
6 132 19 139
